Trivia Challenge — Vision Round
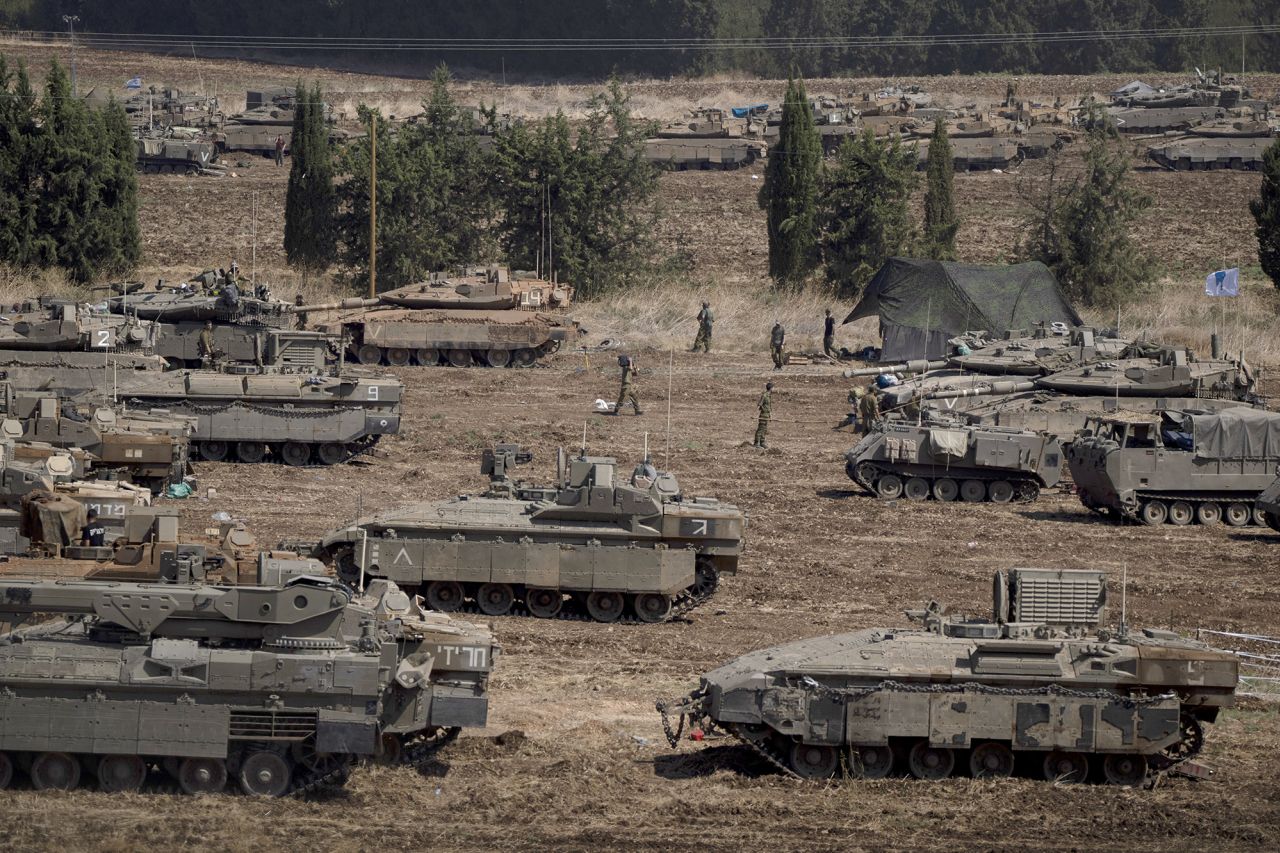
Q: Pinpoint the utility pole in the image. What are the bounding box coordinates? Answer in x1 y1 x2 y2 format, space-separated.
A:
62 15 80 97
368 113 377 299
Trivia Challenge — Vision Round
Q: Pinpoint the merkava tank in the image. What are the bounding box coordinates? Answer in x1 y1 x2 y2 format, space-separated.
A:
845 420 1062 503
1147 120 1276 171
657 567 1237 784
1109 106 1226 134
0 568 496 795
308 443 745 623
299 266 578 368
135 130 221 175
1068 409 1280 527
643 108 768 170
0 297 153 352
913 135 1022 171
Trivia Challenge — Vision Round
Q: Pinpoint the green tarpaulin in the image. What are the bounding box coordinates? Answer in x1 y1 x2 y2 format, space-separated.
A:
843 258 1083 361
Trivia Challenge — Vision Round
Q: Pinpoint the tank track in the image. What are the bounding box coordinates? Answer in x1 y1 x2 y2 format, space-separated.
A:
848 459 1041 503
730 725 803 779
448 574 718 626
1124 491 1268 526
194 435 381 467
399 726 462 771
288 757 354 798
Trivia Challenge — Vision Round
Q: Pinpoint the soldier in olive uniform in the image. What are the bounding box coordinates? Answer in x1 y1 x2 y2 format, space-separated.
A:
692 301 713 353
770 322 785 370
615 355 643 415
753 381 773 448
822 309 838 358
197 321 219 368
857 384 881 434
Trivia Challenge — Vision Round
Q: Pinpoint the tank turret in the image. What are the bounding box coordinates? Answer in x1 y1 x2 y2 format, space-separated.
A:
658 568 1237 784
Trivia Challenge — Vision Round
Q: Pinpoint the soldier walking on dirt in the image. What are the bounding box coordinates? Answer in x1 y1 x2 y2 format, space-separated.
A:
753 382 773 448
822 309 838 358
858 385 881 434
770 322 785 370
274 135 285 166
615 355 643 415
692 302 713 353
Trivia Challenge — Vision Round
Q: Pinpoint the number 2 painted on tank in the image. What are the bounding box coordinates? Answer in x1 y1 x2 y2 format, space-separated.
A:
94 329 112 348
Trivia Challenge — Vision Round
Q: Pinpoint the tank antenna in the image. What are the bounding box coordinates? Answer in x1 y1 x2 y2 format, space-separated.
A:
1120 561 1128 637
664 347 674 468
581 422 587 458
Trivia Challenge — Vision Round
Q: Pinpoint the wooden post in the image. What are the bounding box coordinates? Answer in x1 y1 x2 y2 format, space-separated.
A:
369 113 378 299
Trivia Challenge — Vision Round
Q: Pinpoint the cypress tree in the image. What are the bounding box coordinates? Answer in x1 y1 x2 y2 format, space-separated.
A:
94 101 143 275
921 116 958 260
284 80 337 275
1250 138 1280 290
758 73 821 287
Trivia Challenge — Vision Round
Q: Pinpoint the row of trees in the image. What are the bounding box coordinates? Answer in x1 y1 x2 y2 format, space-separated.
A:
284 70 661 299
0 55 140 282
759 74 1154 307
11 0 1278 78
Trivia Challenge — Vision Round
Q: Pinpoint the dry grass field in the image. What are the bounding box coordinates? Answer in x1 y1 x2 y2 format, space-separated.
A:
0 39 1278 852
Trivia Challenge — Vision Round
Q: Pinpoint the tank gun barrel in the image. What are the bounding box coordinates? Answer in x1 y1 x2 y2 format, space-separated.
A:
925 379 1037 400
844 359 947 378
287 297 383 313
0 577 351 640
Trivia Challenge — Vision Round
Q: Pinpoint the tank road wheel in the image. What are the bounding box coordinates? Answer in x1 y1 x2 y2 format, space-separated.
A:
933 478 959 502
1042 751 1089 783
426 581 464 613
512 348 537 367
476 582 515 616
316 442 347 466
199 440 230 462
239 751 292 797
586 591 625 623
486 348 511 368
1224 502 1251 527
0 752 12 790
1102 754 1148 787
1168 501 1194 526
414 348 441 366
280 442 312 467
1252 506 1269 527
904 477 930 501
633 593 673 623
969 742 1015 779
876 474 904 499
386 347 411 367
1140 500 1169 526
849 745 894 780
97 755 147 793
907 741 955 780
1262 511 1280 532
988 480 1014 504
447 348 474 368
356 344 383 365
177 757 227 795
788 742 839 780
960 479 987 503
31 751 81 791
525 588 563 619
236 441 268 463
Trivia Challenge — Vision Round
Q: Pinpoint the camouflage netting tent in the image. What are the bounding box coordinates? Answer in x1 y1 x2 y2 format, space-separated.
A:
843 258 1083 361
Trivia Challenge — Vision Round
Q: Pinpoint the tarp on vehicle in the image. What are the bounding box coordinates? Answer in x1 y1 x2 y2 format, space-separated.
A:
843 258 1083 361
927 428 969 458
1189 407 1280 460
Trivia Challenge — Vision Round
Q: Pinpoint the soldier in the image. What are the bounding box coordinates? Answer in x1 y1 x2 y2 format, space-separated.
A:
692 301 713 353
857 384 881 434
614 355 643 415
80 509 106 547
822 309 837 358
753 381 773 448
835 386 862 430
294 292 308 327
274 134 285 166
770 322 785 370
198 321 219 368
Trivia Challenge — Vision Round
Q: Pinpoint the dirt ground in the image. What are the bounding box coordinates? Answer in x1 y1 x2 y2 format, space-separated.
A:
1 42 1279 851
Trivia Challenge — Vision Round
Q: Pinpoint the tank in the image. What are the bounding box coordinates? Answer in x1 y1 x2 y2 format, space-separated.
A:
299 266 579 368
1147 133 1274 172
643 109 767 170
1068 409 1280 526
0 571 495 795
0 350 168 396
0 298 152 352
845 420 1062 503
948 327 1130 376
1032 348 1250 397
135 132 220 176
308 444 745 623
657 567 1237 784
1109 106 1226 133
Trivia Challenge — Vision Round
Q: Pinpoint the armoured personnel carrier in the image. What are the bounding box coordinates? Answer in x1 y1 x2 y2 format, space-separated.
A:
0 572 495 795
658 568 1237 783
135 131 220 175
308 444 745 623
1256 476 1280 532
1069 409 1280 526
845 420 1062 503
300 266 578 368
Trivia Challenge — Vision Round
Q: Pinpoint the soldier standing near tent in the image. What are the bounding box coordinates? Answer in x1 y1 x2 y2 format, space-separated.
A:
614 355 643 415
822 309 838 358
858 384 881 434
770 322 785 370
753 382 773 448
692 301 713 353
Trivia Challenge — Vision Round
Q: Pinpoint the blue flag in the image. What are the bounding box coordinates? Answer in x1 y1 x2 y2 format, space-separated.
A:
1204 267 1239 297
125 76 143 90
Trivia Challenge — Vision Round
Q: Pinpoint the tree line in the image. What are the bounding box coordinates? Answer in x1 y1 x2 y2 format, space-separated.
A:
0 54 140 283
9 0 1278 78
